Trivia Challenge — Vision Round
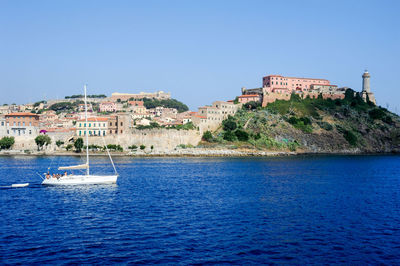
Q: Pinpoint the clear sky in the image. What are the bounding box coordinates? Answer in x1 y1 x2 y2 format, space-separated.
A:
0 0 399 113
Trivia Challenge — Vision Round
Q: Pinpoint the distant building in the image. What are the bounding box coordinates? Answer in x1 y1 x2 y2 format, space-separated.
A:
237 94 262 104
99 102 117 113
128 100 144 107
5 112 40 137
110 91 171 102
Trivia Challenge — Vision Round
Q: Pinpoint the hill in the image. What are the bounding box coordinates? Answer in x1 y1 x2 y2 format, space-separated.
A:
201 90 400 154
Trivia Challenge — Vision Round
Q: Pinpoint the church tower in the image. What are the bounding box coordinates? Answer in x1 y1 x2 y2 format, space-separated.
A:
361 70 376 105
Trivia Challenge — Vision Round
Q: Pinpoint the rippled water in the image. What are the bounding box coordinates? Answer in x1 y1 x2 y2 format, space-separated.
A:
1 155 400 264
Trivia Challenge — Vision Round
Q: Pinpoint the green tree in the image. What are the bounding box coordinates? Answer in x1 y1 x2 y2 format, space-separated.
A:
74 138 84 153
223 131 237 141
65 144 73 151
202 131 213 142
49 102 74 112
222 116 237 131
35 135 52 151
140 145 146 150
0 136 15 150
128 145 138 150
142 98 189 113
56 140 64 147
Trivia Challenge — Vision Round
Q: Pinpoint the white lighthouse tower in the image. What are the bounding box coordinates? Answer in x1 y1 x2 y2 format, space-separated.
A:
361 70 376 105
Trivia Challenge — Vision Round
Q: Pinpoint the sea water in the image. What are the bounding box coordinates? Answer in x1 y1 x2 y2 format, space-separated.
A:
0 155 399 264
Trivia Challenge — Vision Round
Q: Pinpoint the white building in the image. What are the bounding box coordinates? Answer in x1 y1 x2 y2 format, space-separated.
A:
75 117 109 137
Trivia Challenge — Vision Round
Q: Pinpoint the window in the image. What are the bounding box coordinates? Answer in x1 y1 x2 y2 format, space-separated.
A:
23 122 25 126
1 122 3 126
79 131 81 136
84 123 86 127
110 122 112 126
14 122 16 126
120 122 123 126
89 123 91 127
18 122 20 126
110 130 112 134
115 130 117 133
89 131 92 135
115 122 117 126
29 122 32 126
79 123 82 127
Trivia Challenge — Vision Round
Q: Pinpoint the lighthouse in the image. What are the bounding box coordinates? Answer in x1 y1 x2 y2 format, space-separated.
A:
361 70 376 105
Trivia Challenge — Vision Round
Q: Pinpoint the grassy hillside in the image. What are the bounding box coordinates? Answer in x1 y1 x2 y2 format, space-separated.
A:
201 90 400 153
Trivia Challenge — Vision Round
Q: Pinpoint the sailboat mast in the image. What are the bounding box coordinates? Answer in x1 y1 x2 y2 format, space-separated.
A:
84 84 90 176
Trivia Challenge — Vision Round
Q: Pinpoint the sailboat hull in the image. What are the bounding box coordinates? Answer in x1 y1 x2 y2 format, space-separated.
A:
42 175 118 186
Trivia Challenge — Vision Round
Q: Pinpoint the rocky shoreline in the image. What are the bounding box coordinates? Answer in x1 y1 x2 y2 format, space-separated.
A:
0 148 397 157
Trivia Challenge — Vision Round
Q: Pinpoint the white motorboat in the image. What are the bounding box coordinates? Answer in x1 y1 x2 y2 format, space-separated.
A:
42 85 118 186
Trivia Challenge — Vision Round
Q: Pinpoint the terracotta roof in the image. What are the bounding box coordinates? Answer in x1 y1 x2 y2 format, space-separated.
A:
194 115 206 119
77 117 109 122
310 84 337 87
264 75 329 81
6 112 39 117
238 94 260 98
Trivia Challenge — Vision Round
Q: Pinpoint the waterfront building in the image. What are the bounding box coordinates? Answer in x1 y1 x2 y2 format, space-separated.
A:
108 114 130 135
5 112 40 137
192 101 240 131
75 117 108 137
0 115 6 136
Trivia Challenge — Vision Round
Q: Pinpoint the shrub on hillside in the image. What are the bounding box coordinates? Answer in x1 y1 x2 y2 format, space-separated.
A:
343 130 357 146
234 129 249 141
369 108 386 120
317 121 333 131
223 131 237 141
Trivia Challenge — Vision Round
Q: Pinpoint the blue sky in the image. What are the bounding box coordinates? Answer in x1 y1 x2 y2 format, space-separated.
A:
0 0 399 113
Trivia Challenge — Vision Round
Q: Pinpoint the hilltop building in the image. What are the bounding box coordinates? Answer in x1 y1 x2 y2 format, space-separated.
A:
110 91 171 102
361 70 376 105
99 102 117 113
241 74 346 107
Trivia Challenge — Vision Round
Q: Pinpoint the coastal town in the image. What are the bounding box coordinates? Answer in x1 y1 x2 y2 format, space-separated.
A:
0 71 379 154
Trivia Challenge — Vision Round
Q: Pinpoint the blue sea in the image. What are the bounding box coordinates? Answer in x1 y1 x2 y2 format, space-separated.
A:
0 155 400 265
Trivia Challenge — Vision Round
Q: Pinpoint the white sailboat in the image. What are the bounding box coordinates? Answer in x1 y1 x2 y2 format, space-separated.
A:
42 85 118 186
